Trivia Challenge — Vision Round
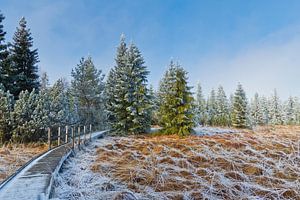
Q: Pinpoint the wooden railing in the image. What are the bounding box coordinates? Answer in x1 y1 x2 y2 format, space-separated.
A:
47 124 93 150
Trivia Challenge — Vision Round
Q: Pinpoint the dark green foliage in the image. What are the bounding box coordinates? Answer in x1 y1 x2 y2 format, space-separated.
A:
0 85 13 143
9 17 39 98
0 12 10 90
49 78 70 127
149 85 159 125
195 83 208 125
11 90 39 142
158 61 195 136
71 56 105 128
105 36 151 135
215 86 231 126
232 83 247 128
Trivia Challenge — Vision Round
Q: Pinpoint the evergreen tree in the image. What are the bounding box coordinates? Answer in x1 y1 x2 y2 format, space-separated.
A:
105 36 151 134
158 61 194 136
67 87 80 125
125 43 151 133
284 96 296 125
149 85 159 125
9 17 39 98
40 72 49 92
71 56 105 128
11 89 38 142
215 85 230 126
250 93 264 126
269 89 283 125
105 35 128 134
49 78 70 127
0 12 10 90
228 93 234 125
260 96 270 125
30 90 50 139
207 89 217 126
293 97 300 125
232 83 247 128
195 82 207 125
0 86 12 143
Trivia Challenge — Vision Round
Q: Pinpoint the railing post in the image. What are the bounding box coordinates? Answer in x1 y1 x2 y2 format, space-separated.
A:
78 126 81 149
48 128 51 150
84 125 86 142
89 124 92 141
65 125 68 143
72 126 75 149
58 126 61 146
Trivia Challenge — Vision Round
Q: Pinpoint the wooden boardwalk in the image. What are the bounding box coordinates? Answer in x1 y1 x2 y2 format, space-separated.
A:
0 131 106 200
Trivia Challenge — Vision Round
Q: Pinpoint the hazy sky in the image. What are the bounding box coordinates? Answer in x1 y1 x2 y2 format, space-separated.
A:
1 0 300 99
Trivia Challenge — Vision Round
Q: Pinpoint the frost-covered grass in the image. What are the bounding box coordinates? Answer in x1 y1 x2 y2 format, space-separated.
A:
0 143 47 183
193 126 238 136
53 126 300 199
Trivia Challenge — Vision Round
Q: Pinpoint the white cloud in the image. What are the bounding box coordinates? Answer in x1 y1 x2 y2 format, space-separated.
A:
190 25 300 99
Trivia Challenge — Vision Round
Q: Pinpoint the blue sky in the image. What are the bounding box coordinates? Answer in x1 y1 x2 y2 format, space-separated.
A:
1 0 300 99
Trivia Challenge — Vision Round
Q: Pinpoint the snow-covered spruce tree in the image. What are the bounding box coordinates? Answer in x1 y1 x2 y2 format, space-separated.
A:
207 89 217 126
269 89 283 125
11 89 38 142
105 36 151 135
293 97 300 125
0 12 10 89
215 85 230 126
195 82 208 125
232 83 248 128
49 78 70 127
30 90 51 140
71 56 105 128
67 87 80 125
9 17 39 99
250 93 264 126
228 93 234 125
40 72 49 92
105 36 128 134
125 43 151 134
149 84 159 125
158 61 194 136
284 96 297 125
0 85 13 143
260 96 270 125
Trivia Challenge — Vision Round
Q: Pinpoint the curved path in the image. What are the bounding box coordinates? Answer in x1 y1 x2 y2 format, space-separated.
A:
0 131 106 200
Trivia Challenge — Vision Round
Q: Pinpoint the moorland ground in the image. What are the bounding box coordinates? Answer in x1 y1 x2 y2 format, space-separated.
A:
54 126 300 200
0 143 47 183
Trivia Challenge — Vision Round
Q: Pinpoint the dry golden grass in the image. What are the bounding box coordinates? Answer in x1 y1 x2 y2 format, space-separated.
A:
0 143 48 183
91 126 300 199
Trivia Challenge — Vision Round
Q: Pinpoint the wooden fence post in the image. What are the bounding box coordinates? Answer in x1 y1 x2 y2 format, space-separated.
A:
72 126 75 149
48 128 51 150
89 124 92 141
78 126 81 149
65 125 68 143
58 126 61 146
84 125 86 142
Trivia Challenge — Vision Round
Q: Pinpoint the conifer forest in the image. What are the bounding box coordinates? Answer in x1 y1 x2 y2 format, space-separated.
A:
0 2 300 200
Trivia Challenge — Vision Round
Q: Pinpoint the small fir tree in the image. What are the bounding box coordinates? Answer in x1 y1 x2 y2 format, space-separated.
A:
0 86 12 143
71 56 105 128
158 61 194 136
215 85 230 126
232 83 247 128
250 93 264 126
195 82 207 125
269 89 283 125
